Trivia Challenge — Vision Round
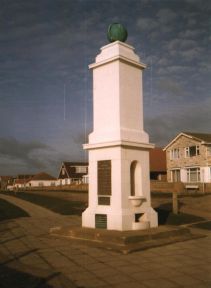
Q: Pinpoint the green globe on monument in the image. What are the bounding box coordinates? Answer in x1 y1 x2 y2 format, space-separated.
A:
107 23 128 43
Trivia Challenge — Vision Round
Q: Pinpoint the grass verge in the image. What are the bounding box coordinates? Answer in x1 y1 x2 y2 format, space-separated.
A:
0 191 206 226
0 191 86 215
0 198 29 221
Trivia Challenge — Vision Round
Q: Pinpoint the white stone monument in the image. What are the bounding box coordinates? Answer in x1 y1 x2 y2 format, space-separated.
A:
82 24 158 231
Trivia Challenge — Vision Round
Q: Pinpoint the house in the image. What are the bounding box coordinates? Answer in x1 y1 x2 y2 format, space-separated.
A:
149 147 167 180
13 178 30 190
58 162 88 185
164 132 211 183
27 172 56 187
0 176 14 190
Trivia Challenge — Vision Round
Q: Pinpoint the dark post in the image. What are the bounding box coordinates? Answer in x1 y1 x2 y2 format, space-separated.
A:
172 190 179 214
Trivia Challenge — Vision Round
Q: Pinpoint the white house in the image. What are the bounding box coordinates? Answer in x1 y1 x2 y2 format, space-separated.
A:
28 172 56 187
57 162 88 185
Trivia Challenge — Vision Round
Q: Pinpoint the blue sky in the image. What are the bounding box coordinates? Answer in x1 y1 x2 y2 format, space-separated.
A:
0 0 210 176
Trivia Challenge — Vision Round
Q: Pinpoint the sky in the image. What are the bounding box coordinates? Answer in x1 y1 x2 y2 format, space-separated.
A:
0 0 210 176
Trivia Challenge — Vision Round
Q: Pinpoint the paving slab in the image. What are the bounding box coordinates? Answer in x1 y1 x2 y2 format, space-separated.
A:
0 193 211 288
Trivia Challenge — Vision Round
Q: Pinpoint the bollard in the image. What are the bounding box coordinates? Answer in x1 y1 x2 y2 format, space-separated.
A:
172 191 179 214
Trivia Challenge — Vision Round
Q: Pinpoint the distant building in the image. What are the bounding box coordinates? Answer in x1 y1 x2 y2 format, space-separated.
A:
27 172 56 187
0 176 14 190
149 148 167 180
13 174 34 190
13 178 29 189
58 162 88 185
164 132 211 183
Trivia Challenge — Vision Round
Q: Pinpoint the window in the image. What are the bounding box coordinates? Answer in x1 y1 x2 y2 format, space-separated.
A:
75 166 87 173
207 146 211 156
62 168 65 175
187 168 200 182
170 148 180 160
171 169 181 182
185 146 200 157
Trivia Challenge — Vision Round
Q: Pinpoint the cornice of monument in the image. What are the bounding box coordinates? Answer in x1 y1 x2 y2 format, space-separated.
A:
89 41 146 70
83 140 154 151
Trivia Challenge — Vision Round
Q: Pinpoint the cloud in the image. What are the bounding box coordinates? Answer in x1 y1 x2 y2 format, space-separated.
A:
180 47 204 61
156 8 177 24
156 78 184 96
167 39 197 50
136 17 157 32
0 138 66 176
136 7 177 36
179 29 206 39
163 37 204 63
184 0 211 10
146 97 211 147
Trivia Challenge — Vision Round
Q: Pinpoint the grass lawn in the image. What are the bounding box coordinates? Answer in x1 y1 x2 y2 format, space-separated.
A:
1 191 86 215
0 198 29 221
155 207 204 225
153 196 205 225
0 191 206 226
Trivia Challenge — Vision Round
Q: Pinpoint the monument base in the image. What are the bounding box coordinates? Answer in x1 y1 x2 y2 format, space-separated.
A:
50 225 204 254
82 206 158 231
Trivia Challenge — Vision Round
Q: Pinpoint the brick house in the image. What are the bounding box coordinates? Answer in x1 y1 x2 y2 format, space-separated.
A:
58 162 88 185
164 132 211 183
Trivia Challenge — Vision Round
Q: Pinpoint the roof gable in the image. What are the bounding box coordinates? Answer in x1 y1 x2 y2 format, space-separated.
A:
183 132 211 143
163 132 211 150
58 164 69 179
58 162 88 179
31 172 56 181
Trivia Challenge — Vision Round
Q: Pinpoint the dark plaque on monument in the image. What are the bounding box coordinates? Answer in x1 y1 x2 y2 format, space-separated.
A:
97 160 111 205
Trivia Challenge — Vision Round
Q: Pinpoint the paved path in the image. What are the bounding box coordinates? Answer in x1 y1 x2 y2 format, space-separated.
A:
0 194 211 288
0 193 64 218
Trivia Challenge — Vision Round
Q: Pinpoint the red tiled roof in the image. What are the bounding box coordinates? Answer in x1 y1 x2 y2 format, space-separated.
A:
14 179 30 184
0 176 14 181
149 148 166 172
31 172 56 181
17 174 34 180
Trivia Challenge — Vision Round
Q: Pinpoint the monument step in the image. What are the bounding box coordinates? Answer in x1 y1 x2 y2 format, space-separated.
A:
50 225 205 254
132 221 150 230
